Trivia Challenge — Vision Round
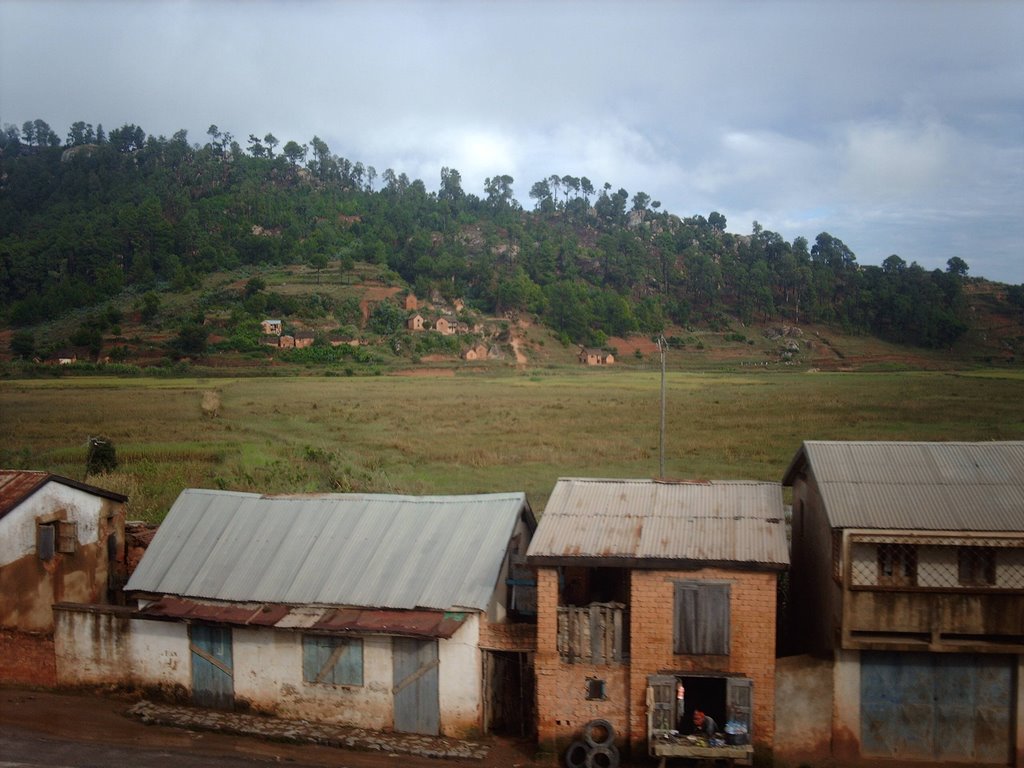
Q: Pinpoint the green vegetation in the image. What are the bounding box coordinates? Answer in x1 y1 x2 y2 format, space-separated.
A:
2 371 1021 521
3 118 1009 368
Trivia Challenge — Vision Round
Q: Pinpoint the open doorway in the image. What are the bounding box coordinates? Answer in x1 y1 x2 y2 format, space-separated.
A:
483 650 534 737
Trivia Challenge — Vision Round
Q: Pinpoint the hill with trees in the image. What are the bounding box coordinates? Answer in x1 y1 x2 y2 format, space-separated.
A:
2 118 1022 369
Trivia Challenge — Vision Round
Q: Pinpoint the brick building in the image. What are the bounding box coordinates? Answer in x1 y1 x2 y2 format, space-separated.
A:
526 478 788 762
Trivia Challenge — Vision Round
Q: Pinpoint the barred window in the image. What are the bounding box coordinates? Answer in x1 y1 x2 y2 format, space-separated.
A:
877 543 916 586
958 546 996 586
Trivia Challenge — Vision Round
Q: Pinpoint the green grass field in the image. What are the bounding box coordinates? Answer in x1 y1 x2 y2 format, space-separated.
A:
2 369 1022 521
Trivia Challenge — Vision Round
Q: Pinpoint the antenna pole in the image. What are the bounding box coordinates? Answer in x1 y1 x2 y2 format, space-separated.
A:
659 335 666 479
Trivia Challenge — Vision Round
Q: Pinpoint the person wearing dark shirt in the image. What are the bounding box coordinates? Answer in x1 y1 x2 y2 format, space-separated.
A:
692 709 717 737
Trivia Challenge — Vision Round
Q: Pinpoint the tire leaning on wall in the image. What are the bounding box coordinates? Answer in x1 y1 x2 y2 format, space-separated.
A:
582 718 615 748
564 740 589 768
584 743 620 768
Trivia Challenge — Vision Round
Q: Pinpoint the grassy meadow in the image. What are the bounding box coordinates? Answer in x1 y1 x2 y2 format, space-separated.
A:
2 368 1022 521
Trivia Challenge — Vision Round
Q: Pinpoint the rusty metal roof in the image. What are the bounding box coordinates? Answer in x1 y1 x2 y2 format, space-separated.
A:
126 489 533 612
782 440 1024 531
139 596 465 639
0 470 127 520
526 478 789 569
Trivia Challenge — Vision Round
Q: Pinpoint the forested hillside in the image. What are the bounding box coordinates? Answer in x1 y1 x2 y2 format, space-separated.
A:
1 119 1016 358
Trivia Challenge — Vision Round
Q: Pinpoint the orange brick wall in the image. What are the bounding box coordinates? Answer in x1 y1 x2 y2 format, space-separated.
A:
478 614 536 652
537 568 633 751
0 629 56 687
628 568 778 752
534 565 779 757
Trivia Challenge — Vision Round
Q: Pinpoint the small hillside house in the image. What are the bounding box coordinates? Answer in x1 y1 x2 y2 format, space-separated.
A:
783 441 1024 767
579 349 614 365
526 478 789 761
260 319 282 335
407 313 424 331
55 489 536 739
0 471 126 632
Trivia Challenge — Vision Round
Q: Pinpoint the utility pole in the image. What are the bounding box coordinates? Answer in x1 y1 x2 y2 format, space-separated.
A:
658 335 666 479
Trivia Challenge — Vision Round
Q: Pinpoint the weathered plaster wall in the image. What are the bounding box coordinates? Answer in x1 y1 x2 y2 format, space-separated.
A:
0 482 125 632
54 605 485 738
772 654 833 768
54 605 190 698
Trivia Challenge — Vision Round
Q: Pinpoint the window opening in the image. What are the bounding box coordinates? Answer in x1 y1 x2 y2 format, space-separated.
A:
877 543 916 586
585 677 606 700
958 546 996 586
302 635 363 686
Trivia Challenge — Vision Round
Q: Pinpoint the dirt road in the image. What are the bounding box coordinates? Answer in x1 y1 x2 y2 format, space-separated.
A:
0 687 556 768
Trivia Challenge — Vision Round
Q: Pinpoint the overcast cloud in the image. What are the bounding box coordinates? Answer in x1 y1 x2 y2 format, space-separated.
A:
2 0 1021 283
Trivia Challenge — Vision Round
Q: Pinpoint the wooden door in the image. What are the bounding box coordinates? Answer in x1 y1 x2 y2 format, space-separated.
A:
393 637 440 735
190 624 234 710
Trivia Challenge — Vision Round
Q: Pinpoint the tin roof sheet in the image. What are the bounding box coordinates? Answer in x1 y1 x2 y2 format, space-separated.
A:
0 470 127 520
126 489 531 612
782 441 1024 530
526 478 789 568
139 597 463 639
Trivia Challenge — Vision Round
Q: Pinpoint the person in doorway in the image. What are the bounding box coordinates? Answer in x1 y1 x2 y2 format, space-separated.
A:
692 709 717 737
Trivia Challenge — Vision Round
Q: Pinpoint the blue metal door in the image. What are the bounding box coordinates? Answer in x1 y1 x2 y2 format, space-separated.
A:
393 638 440 735
861 651 1011 764
190 624 234 710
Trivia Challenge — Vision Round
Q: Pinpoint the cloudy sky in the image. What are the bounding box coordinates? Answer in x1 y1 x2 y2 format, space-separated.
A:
2 0 1022 283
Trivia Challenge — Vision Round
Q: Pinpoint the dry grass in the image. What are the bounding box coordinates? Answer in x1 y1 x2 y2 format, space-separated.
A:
2 369 1022 520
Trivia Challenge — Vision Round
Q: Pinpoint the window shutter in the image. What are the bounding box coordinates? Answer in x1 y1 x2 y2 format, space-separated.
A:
647 674 676 734
57 521 77 554
726 676 753 738
675 581 730 655
698 583 730 655
38 524 55 560
674 582 698 654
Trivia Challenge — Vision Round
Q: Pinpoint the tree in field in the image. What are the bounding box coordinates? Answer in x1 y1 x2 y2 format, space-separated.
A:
368 300 406 335
308 251 329 284
9 331 35 359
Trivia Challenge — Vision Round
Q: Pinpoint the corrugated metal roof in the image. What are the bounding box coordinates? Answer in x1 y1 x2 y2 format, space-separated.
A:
126 489 531 612
139 597 465 639
526 478 789 569
0 470 128 520
782 441 1024 530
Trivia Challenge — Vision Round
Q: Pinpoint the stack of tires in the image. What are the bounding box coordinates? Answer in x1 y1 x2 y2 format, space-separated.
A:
564 719 619 768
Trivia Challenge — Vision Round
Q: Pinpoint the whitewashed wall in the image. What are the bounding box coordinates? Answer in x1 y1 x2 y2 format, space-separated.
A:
0 482 106 565
55 605 485 737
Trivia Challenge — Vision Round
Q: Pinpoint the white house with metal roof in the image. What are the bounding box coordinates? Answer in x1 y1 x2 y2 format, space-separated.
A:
526 477 789 763
781 441 1024 768
54 489 536 738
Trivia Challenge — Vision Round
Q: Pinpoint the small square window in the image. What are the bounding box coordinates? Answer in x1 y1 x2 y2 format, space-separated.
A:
877 543 916 586
586 678 606 700
303 635 363 686
958 546 996 586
